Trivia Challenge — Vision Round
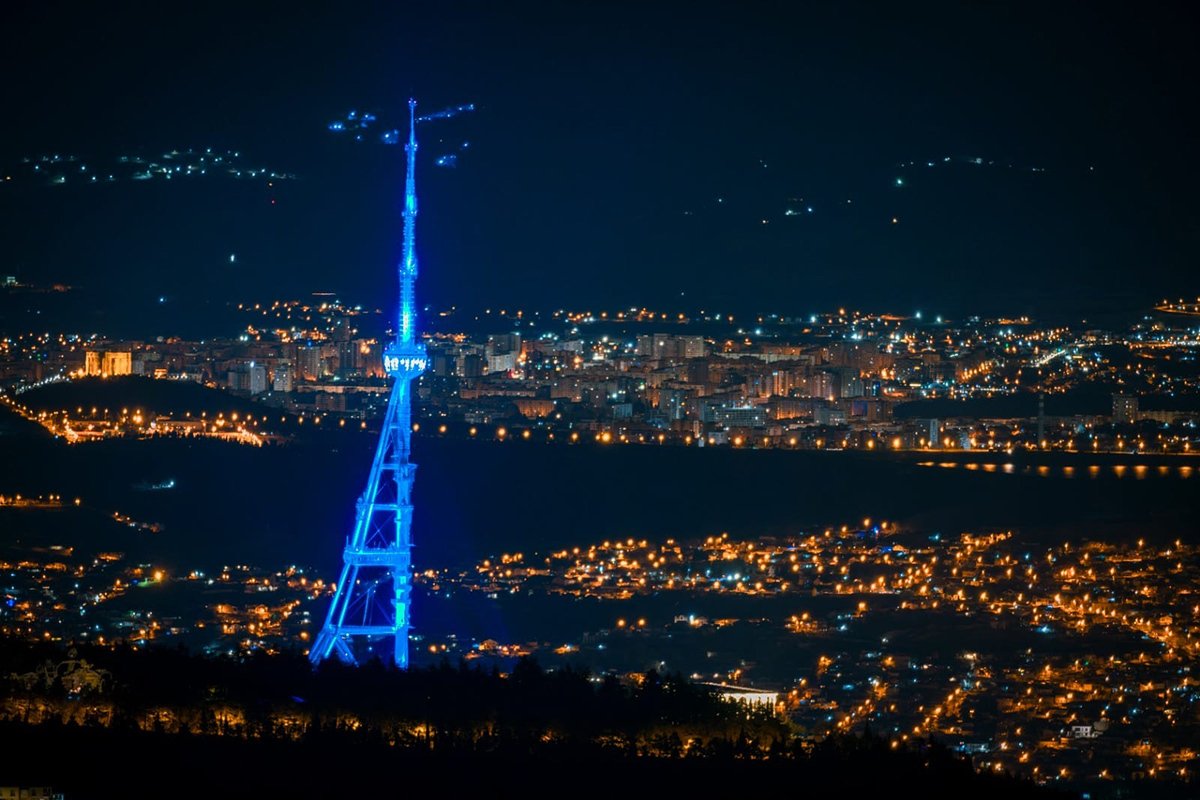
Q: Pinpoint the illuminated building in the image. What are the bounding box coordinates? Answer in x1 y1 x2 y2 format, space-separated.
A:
710 405 767 429
84 350 132 377
1112 393 1138 424
636 334 707 360
0 787 63 800
272 364 293 393
295 344 322 382
699 683 780 710
806 370 837 401
104 352 131 376
226 361 268 395
919 418 940 447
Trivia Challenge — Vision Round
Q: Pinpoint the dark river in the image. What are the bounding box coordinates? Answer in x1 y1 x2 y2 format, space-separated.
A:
2 415 1197 574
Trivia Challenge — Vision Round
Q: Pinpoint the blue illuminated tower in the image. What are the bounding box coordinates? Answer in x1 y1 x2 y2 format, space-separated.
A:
310 99 430 667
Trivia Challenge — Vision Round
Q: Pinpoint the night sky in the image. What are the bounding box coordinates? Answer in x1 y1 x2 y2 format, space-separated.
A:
3 2 1197 329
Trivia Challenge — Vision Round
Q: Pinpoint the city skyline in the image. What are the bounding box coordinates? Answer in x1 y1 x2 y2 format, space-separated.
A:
3 3 1200 798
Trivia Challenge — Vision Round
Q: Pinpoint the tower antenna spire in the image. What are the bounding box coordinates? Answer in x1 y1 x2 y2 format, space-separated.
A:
311 98 472 669
399 98 418 346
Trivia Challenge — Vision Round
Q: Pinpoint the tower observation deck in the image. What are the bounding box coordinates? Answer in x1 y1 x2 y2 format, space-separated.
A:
310 99 444 667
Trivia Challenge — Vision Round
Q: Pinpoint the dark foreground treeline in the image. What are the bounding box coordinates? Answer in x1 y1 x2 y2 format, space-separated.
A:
0 641 1074 799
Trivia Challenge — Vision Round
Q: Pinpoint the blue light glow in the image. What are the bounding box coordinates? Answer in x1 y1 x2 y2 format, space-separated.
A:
311 98 474 671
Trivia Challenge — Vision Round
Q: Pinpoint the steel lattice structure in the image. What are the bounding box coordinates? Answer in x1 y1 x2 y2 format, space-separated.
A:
310 99 438 667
